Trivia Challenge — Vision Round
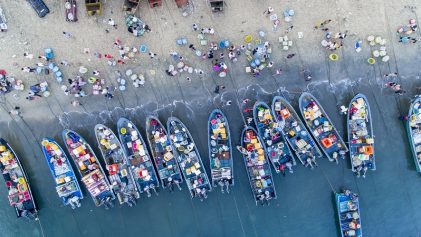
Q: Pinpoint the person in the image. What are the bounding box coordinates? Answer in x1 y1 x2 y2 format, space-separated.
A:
71 100 81 107
340 105 348 115
93 70 100 76
8 106 22 117
285 25 294 34
399 115 408 121
384 72 398 77
192 23 198 31
148 52 156 59
242 99 250 104
226 100 232 106
264 7 274 16
385 82 398 88
186 77 191 82
23 52 34 59
189 44 196 51
267 61 274 68
108 18 117 29
395 89 406 95
302 69 312 81
62 31 73 38
286 53 296 59
243 108 252 113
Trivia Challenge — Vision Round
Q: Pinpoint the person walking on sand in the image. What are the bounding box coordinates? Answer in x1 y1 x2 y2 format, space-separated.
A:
242 99 250 104
62 31 73 38
226 100 232 106
8 106 22 117
263 7 274 16
286 53 296 59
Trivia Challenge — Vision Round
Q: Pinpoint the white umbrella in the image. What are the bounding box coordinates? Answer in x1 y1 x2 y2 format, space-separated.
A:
367 35 375 42
130 74 138 80
321 40 328 47
382 55 390 62
79 66 87 74
125 69 133 76
375 36 382 44
177 62 184 68
379 50 386 56
380 39 387 45
372 50 380 57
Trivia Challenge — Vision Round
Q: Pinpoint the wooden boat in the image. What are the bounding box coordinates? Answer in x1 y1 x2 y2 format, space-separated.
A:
406 96 421 172
347 94 375 177
145 116 183 191
94 124 139 206
299 92 348 163
0 139 38 219
41 137 83 209
208 109 234 193
168 117 212 200
62 129 115 209
240 127 276 205
272 96 323 168
117 118 159 197
65 0 77 22
335 189 362 237
253 101 296 174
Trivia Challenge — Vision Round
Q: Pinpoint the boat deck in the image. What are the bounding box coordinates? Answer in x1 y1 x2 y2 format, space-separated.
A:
146 116 183 189
272 96 322 166
208 109 234 187
253 102 295 174
118 118 160 195
168 117 211 198
241 127 276 205
299 93 348 161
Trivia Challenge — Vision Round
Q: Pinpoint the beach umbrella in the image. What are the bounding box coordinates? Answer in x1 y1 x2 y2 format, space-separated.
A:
79 66 87 74
382 55 390 62
130 74 138 80
372 50 380 57
244 35 253 43
321 40 328 47
380 39 387 45
367 35 375 42
219 71 226 77
329 53 338 61
375 36 382 44
125 69 133 76
379 50 387 57
367 58 376 65
177 62 185 69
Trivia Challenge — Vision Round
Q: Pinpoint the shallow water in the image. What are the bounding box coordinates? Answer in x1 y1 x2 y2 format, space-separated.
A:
1 76 421 237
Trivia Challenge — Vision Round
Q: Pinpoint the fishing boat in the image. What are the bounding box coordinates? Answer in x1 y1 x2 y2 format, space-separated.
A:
253 101 296 174
145 116 183 191
41 137 83 209
62 129 115 209
168 117 212 200
208 109 234 193
298 92 348 163
240 127 276 205
94 124 139 206
117 118 159 197
406 96 421 172
272 96 323 168
347 94 375 177
335 188 362 237
0 139 37 219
